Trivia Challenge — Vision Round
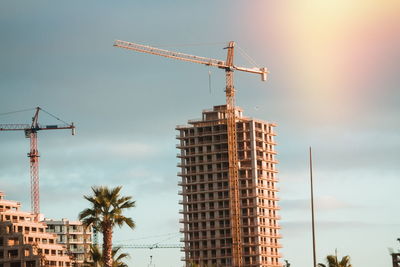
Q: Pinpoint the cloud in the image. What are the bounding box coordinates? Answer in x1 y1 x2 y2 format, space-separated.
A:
280 220 383 231
280 196 355 211
67 139 160 159
105 142 156 157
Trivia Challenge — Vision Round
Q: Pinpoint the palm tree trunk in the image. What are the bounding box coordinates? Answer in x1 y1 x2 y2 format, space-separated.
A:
103 223 113 267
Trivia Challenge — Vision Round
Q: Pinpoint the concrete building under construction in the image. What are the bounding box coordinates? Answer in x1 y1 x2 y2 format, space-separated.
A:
44 219 92 266
0 192 72 267
177 105 282 267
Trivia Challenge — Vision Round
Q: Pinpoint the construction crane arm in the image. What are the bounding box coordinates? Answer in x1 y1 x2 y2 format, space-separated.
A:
234 66 268 81
113 40 268 81
0 124 31 131
0 124 75 134
117 244 184 249
1 107 75 134
114 40 225 67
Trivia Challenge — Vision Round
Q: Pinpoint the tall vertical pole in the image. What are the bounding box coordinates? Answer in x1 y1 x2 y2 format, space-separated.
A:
309 147 317 267
29 131 40 215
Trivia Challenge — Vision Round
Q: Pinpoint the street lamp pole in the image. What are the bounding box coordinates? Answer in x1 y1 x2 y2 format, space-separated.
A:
310 147 317 267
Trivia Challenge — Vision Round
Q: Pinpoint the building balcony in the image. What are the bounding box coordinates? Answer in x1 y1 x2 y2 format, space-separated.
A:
179 215 230 223
178 188 230 196
180 225 231 233
68 248 86 253
177 158 230 168
258 233 283 239
258 224 281 230
177 149 230 158
262 243 283 249
182 243 233 250
256 177 280 183
255 195 280 201
180 234 232 242
178 177 230 186
68 238 86 243
261 252 283 259
176 129 230 139
255 156 279 164
255 213 281 220
177 168 229 177
262 148 277 155
254 137 277 146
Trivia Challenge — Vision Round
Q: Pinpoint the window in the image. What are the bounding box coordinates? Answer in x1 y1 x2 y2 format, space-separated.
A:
8 249 18 258
8 237 19 246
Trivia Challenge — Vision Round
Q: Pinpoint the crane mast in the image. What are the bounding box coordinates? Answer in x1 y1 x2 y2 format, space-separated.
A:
0 107 75 215
114 40 267 267
224 41 242 267
27 107 41 214
28 130 40 214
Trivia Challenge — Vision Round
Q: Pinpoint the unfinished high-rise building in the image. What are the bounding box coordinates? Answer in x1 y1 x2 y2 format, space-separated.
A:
177 105 282 267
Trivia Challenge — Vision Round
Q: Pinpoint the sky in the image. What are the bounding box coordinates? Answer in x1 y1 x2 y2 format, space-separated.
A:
0 0 399 266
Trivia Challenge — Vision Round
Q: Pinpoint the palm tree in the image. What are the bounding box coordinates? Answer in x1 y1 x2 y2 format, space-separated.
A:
85 245 102 267
111 247 130 267
79 186 135 267
84 245 130 267
318 251 352 267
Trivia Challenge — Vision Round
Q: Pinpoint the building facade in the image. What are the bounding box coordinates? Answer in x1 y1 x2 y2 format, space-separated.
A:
0 192 72 267
177 105 282 267
44 219 92 266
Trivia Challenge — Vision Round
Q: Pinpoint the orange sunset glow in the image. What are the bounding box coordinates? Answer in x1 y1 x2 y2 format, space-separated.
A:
244 0 400 122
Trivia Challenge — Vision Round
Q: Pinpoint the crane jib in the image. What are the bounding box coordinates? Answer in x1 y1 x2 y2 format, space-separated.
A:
113 40 268 81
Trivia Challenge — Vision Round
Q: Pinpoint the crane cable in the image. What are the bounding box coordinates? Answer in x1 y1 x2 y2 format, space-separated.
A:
40 107 71 126
0 108 36 116
237 45 261 68
114 232 180 244
208 69 212 94
0 107 71 126
151 41 226 48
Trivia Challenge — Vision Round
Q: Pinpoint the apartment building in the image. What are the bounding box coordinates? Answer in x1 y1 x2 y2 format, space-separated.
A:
177 105 282 267
44 219 92 266
0 192 72 267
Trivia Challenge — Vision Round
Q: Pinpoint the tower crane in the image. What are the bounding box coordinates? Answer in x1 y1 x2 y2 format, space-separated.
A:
0 107 75 216
114 40 268 267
